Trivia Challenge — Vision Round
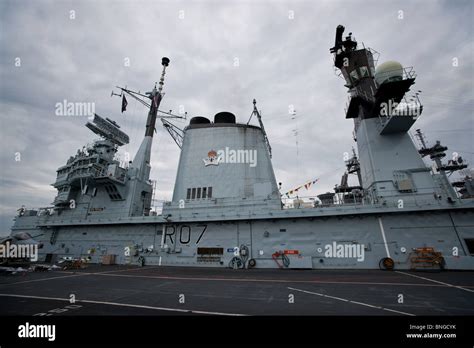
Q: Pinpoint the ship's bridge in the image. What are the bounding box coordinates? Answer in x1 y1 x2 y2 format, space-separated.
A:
51 114 130 207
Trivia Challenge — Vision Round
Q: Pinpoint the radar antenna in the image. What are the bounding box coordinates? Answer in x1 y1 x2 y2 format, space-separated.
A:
247 99 272 158
111 57 186 148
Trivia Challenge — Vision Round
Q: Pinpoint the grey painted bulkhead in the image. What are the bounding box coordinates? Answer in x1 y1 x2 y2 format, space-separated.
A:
12 205 474 269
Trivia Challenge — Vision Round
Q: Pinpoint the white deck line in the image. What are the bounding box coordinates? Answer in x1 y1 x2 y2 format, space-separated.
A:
0 293 247 316
396 271 474 293
288 286 415 316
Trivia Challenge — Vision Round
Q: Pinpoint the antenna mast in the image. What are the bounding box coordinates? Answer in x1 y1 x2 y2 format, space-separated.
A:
112 57 186 149
250 99 272 158
145 57 170 137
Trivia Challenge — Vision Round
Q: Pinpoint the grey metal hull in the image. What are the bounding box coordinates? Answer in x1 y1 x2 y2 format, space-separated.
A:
11 204 474 270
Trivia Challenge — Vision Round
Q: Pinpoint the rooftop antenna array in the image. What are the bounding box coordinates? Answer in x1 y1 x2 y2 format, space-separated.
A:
247 99 272 158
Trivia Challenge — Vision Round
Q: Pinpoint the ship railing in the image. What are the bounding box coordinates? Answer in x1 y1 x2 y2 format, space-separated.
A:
66 164 125 182
15 196 467 224
159 188 451 211
27 204 131 221
281 187 457 210
282 196 366 209
402 66 416 80
15 206 55 217
375 66 417 84
365 46 380 66
16 187 463 222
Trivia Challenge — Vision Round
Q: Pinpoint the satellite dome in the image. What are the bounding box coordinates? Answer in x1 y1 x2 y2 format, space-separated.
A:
374 61 403 86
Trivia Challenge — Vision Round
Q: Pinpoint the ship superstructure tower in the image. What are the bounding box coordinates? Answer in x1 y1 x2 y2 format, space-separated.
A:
50 58 171 219
330 26 458 206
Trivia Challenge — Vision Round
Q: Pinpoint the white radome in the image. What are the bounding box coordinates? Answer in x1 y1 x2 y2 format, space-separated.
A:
374 61 403 86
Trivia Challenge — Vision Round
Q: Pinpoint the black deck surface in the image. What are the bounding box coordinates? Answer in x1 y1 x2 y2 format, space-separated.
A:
1 265 473 316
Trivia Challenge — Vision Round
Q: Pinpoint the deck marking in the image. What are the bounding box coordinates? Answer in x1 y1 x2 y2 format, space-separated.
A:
92 266 163 274
378 217 391 258
321 294 349 302
2 268 473 290
0 266 162 286
3 270 473 289
0 274 84 286
350 300 380 309
59 272 474 288
382 307 419 316
0 293 247 316
288 287 415 316
396 271 474 293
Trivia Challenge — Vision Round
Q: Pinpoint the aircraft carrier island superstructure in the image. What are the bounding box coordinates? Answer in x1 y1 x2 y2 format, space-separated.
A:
9 26 474 270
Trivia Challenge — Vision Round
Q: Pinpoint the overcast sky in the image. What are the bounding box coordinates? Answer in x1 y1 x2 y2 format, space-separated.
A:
0 0 473 233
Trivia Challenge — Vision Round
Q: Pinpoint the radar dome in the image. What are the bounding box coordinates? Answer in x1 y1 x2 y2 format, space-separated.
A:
374 61 403 86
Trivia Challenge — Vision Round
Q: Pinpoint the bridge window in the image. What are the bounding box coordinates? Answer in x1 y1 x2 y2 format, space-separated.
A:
359 66 369 78
186 187 213 200
105 184 123 200
350 70 359 82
